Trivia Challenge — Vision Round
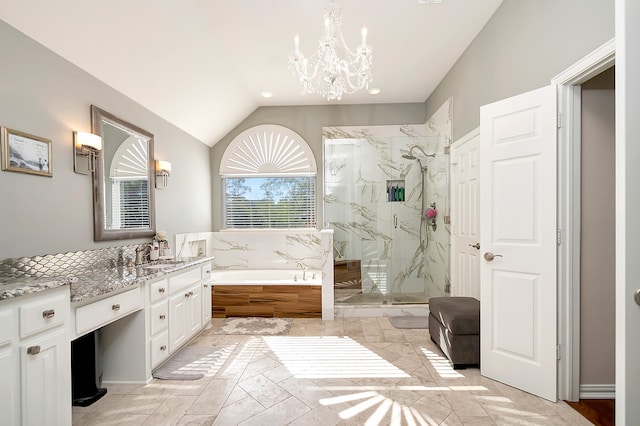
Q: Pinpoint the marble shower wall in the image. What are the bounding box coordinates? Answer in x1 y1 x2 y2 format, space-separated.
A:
323 118 451 300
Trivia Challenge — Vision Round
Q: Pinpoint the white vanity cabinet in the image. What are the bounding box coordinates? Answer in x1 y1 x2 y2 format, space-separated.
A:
167 268 202 353
0 285 71 426
147 261 212 371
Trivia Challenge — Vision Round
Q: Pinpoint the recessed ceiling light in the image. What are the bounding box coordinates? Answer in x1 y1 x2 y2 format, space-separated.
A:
368 88 381 95
260 91 273 98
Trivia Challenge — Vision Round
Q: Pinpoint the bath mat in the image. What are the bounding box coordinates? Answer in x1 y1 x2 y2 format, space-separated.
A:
153 346 226 380
215 317 292 336
388 316 430 329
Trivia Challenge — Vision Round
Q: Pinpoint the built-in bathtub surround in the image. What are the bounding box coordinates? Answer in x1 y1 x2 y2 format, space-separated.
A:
175 229 336 319
323 123 450 305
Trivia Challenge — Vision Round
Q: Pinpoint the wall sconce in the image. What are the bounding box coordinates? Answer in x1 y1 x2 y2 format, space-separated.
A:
155 160 171 189
73 131 102 175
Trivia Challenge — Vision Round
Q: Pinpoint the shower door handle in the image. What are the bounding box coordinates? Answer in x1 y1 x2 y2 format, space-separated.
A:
394 214 398 229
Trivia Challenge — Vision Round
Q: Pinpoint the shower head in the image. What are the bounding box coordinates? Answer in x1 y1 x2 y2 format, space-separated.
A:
403 145 435 161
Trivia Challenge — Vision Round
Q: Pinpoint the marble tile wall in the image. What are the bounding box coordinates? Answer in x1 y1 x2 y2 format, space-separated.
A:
176 231 324 271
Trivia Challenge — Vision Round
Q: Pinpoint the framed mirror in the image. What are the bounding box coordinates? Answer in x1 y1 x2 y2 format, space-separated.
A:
91 105 156 241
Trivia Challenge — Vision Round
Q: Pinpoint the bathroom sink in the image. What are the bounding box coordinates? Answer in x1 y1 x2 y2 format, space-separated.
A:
143 261 183 271
143 264 175 270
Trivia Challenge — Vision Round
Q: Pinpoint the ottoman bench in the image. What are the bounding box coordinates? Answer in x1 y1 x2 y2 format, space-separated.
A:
428 297 480 369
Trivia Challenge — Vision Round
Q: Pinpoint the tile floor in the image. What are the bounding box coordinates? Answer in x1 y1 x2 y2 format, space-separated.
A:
72 317 591 425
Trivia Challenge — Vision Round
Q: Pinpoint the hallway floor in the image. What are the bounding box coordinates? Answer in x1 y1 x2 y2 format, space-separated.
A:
72 317 591 425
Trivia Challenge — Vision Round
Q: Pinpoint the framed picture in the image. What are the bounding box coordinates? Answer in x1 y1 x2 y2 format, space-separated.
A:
1 127 53 177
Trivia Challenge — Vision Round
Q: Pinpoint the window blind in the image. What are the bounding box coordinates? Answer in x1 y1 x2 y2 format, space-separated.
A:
117 180 150 228
224 177 316 229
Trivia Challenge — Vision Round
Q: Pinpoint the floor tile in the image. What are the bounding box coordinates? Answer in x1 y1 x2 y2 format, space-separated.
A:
72 317 594 426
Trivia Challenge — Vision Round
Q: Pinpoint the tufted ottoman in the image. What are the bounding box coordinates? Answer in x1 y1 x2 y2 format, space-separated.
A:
428 297 480 369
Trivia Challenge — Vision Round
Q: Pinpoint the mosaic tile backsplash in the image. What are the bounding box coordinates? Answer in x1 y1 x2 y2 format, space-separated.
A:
0 245 140 278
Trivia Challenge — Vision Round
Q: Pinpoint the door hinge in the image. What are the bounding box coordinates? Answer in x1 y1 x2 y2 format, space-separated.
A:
557 344 562 360
557 113 562 128
557 229 562 245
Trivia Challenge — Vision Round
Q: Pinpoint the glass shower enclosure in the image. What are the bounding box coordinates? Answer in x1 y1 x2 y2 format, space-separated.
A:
323 128 449 305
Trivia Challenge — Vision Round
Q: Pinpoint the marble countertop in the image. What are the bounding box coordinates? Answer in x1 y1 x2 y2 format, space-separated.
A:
0 257 213 302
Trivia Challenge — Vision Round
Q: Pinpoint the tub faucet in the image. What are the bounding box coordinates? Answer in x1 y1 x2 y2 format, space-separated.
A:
296 261 307 280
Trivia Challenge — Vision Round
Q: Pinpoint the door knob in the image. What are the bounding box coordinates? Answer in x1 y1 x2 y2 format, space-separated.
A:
469 243 480 250
484 252 503 261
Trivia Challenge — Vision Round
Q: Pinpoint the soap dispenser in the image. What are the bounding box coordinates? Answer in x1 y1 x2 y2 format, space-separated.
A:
150 238 160 261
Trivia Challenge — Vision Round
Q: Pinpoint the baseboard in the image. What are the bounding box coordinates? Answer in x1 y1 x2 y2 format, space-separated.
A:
579 384 615 399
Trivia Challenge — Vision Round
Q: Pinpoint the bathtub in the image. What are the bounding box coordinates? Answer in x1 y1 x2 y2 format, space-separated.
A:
211 269 322 285
210 269 323 318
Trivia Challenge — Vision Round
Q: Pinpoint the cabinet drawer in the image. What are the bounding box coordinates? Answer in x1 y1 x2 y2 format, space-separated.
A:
150 330 169 368
149 279 169 304
201 263 211 280
75 288 142 336
168 268 201 294
150 301 168 335
19 291 68 338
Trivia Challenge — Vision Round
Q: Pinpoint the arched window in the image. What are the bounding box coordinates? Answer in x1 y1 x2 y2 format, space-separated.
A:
220 125 317 229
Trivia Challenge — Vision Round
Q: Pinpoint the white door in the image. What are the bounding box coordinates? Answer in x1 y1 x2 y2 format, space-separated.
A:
451 127 481 299
480 85 557 402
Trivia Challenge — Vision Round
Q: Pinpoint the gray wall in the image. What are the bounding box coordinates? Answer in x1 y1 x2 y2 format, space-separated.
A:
210 104 426 230
0 20 212 259
425 0 615 141
581 68 616 386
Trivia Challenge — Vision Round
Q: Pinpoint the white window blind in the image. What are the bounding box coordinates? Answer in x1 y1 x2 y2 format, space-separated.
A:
224 177 316 229
113 180 149 229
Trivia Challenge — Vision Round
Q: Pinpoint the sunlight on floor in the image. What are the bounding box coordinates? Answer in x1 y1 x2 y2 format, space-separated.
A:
263 335 410 378
419 347 465 378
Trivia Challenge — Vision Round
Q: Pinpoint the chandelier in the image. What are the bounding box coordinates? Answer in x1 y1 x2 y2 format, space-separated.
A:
288 0 373 101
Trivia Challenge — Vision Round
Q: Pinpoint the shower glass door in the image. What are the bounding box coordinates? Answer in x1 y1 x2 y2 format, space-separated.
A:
324 128 450 306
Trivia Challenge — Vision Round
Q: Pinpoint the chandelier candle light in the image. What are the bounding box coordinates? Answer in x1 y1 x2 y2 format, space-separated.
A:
288 0 373 101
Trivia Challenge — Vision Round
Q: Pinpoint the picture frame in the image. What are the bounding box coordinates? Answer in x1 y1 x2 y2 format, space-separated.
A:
1 127 53 177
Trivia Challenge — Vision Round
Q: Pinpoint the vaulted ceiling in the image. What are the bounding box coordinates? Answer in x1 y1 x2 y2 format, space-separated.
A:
0 0 502 146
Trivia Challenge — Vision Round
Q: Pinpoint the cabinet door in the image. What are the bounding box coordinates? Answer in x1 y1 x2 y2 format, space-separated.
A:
0 346 19 426
168 292 188 352
21 328 70 426
201 281 212 328
0 309 18 426
186 283 202 337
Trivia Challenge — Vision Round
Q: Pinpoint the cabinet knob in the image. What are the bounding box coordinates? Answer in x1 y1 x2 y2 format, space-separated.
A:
160 345 167 351
27 346 41 355
112 304 121 311
159 287 166 293
159 314 166 320
184 293 190 298
42 309 55 319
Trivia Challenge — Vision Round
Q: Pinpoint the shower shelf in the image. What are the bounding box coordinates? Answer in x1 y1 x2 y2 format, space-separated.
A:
386 180 405 202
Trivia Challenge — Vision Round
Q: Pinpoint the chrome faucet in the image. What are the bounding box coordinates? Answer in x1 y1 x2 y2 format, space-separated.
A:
135 244 152 266
296 261 307 281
